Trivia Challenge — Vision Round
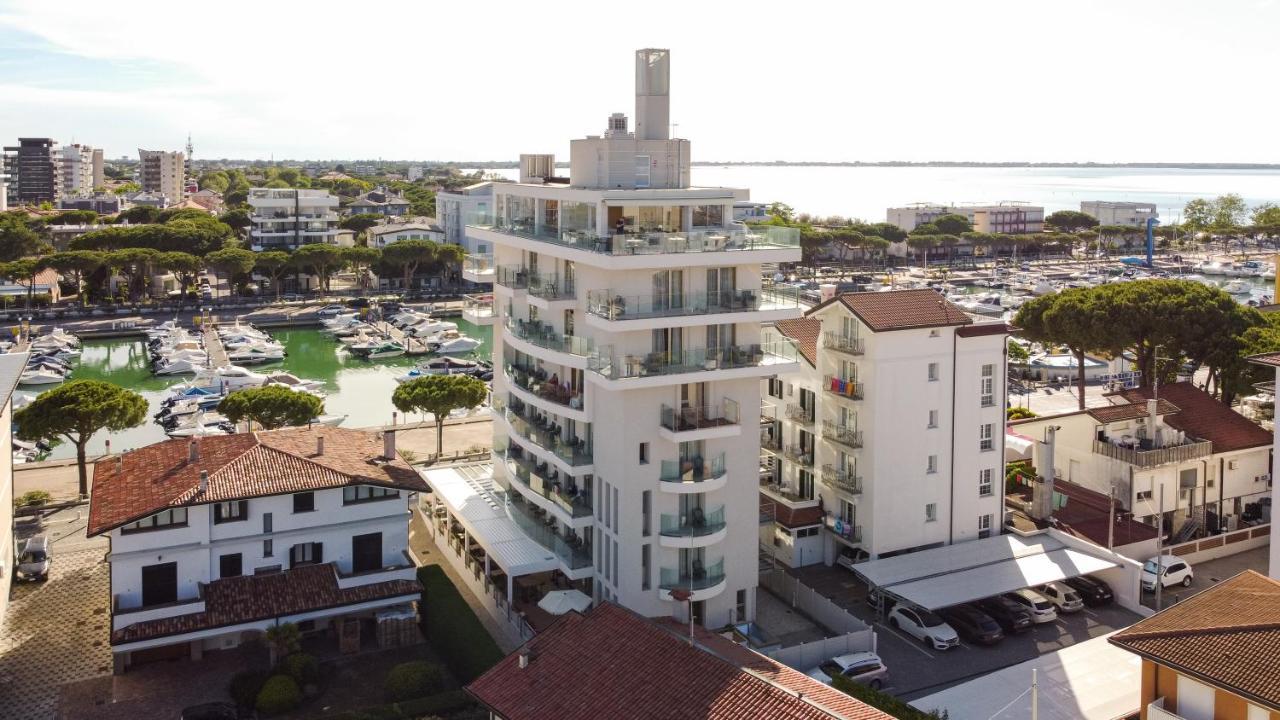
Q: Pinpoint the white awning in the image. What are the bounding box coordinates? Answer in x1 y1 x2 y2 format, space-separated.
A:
854 534 1121 611
1005 431 1035 460
422 465 558 577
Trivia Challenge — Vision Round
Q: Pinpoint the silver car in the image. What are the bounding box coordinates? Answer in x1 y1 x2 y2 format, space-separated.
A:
17 535 50 581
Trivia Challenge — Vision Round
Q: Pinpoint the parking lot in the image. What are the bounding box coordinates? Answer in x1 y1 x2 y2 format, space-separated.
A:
1138 545 1269 612
788 564 1143 700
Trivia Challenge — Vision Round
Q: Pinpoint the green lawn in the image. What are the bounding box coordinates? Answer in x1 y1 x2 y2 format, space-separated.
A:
416 565 506 683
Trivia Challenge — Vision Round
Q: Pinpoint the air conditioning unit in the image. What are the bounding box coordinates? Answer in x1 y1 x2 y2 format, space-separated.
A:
1228 459 1239 470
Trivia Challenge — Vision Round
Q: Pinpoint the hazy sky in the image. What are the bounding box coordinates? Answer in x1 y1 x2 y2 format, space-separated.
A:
0 0 1274 164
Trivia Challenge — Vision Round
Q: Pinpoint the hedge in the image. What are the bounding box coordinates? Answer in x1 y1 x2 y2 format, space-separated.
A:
256 674 302 716
385 660 449 701
325 689 475 720
416 565 505 683
831 675 949 719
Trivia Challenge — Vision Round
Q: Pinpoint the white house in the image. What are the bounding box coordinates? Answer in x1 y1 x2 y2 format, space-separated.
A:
247 188 341 250
0 354 27 627
366 219 446 249
763 290 1011 567
88 427 426 673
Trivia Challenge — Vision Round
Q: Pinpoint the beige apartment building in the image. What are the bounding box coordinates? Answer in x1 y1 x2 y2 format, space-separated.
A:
138 149 186 202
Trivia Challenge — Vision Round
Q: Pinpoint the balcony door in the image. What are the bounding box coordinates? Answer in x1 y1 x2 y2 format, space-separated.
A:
707 268 735 309
679 382 706 413
652 270 683 312
705 324 735 355
351 532 383 574
141 562 178 607
652 328 683 360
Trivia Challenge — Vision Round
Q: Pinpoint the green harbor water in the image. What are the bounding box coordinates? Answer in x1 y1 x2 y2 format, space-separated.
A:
28 320 492 459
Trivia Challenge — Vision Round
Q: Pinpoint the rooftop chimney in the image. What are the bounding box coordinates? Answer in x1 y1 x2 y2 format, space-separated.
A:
189 439 198 463
634 48 670 141
316 436 325 456
383 430 397 461
1147 399 1161 448
517 650 531 669
1031 426 1058 521
198 470 208 494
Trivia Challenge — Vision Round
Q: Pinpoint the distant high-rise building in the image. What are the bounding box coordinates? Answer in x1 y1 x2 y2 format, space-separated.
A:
58 143 104 198
138 148 185 202
3 138 59 206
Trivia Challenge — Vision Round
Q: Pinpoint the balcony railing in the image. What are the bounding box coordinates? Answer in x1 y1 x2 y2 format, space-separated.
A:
527 273 576 301
588 339 800 380
659 558 726 592
822 420 863 449
468 213 801 256
760 432 782 453
784 444 815 467
823 331 865 356
785 403 815 424
826 517 863 543
660 399 740 433
1092 439 1214 468
463 254 494 275
585 287 800 321
823 375 864 400
660 453 727 484
822 464 863 495
462 294 493 319
500 402 593 466
502 449 592 518
759 477 814 504
505 496 592 569
660 506 726 537
503 361 585 411
505 317 594 358
494 265 530 289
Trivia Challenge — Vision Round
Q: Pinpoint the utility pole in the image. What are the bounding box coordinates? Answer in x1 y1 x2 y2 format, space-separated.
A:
1030 668 1039 720
1107 486 1116 551
1155 484 1165 612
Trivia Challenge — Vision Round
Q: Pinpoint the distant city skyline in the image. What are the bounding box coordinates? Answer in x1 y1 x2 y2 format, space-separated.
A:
0 0 1275 164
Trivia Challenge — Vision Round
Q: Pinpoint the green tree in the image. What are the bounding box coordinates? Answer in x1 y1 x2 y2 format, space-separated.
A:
340 214 383 233
157 251 203 299
264 622 301 667
431 243 465 287
1045 210 1100 233
0 212 44 261
107 248 160 302
45 250 106 302
867 222 908 244
1014 289 1109 410
291 244 345 292
932 213 973 235
112 181 141 195
217 386 324 430
341 246 381 292
15 380 147 497
219 208 251 236
205 247 257 298
198 170 230 194
381 239 436 292
1251 202 1280 228
3 259 43 308
1007 339 1030 364
45 209 98 226
905 234 940 267
392 375 488 456
254 251 292 302
115 205 159 225
1213 193 1248 229
766 202 795 224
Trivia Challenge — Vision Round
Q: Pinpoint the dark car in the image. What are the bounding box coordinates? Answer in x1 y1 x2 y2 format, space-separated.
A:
345 297 372 309
975 596 1034 634
180 702 244 720
1064 575 1114 606
941 605 1005 646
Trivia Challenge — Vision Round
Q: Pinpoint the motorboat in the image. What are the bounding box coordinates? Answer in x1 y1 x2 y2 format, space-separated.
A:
263 372 325 393
155 358 207 375
19 369 66 386
364 341 406 359
420 356 482 374
1222 279 1253 295
405 319 458 337
227 346 286 365
311 414 347 427
430 333 482 355
194 366 269 391
165 410 234 437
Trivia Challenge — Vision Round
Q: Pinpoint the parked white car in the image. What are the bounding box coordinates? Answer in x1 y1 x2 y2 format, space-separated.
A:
1037 582 1085 613
1003 589 1058 623
887 605 960 650
1142 556 1194 591
805 652 890 690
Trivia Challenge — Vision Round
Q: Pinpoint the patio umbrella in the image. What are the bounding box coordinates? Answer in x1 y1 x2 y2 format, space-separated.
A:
537 589 592 615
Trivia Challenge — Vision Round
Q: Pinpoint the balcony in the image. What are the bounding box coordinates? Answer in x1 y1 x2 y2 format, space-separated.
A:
588 340 800 383
822 375 864 401
659 558 726 599
759 477 817 506
585 287 801 327
499 400 593 467
1146 698 1186 720
785 403 815 425
822 464 863 495
461 294 496 325
504 361 586 412
660 506 727 548
822 420 863 450
468 214 800 257
823 331 865 356
660 454 729 493
504 317 594 360
760 431 782 454
462 254 494 283
659 399 741 441
760 402 777 425
494 264 530 290
502 449 593 519
527 273 576 302
1092 438 1214 468
336 551 418 589
112 592 206 630
506 495 593 571
784 445 814 467
825 516 863 544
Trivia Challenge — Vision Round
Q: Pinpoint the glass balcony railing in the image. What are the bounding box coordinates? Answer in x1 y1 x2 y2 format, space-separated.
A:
463 254 494 276
500 401 593 466
502 449 592 518
823 375 864 400
659 453 727 484
504 317 594 358
822 464 863 495
660 398 740 433
660 505 726 537
467 212 800 256
588 339 800 380
503 360 586 410
823 331 865 356
462 294 494 319
822 420 863 449
585 287 801 321
659 558 725 591
527 273 576 301
495 265 530 289
505 495 593 569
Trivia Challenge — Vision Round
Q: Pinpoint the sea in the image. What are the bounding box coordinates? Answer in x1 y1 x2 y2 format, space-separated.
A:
467 165 1280 224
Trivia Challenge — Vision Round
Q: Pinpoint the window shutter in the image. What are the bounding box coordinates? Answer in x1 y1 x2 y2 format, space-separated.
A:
314 542 323 564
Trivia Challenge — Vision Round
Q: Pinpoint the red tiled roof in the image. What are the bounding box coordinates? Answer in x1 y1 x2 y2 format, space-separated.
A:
467 603 892 720
957 322 1017 338
833 290 972 333
1087 398 1180 424
1110 571 1280 711
111 562 420 645
1248 351 1280 368
1011 478 1158 547
88 427 426 536
1115 383 1272 453
774 317 821 366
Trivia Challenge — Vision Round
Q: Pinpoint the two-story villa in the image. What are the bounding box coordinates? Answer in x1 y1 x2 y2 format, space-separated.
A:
88 427 426 672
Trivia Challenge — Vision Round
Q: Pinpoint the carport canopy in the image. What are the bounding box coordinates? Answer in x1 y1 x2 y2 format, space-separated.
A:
853 534 1120 611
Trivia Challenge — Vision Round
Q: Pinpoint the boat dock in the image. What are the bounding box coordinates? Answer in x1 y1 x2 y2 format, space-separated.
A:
202 324 230 367
375 321 433 355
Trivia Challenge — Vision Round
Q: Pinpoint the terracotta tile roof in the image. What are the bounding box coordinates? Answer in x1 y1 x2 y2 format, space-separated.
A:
1010 478 1158 547
1115 383 1272 453
956 321 1017 338
1087 399 1180 424
111 562 420 645
774 317 820 366
834 290 971 333
467 603 892 720
1109 571 1280 710
1247 350 1280 368
88 427 426 536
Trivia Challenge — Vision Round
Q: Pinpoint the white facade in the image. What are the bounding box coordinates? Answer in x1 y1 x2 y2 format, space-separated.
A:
58 144 103 197
1080 201 1158 227
758 342 824 568
366 221 446 249
437 182 493 254
443 48 804 630
138 148 185 202
247 188 341 250
887 203 1045 234
0 356 22 627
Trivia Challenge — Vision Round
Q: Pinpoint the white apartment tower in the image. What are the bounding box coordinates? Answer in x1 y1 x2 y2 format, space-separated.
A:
458 49 803 629
138 148 186 201
58 144 104 197
761 291 1010 568
247 188 341 250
